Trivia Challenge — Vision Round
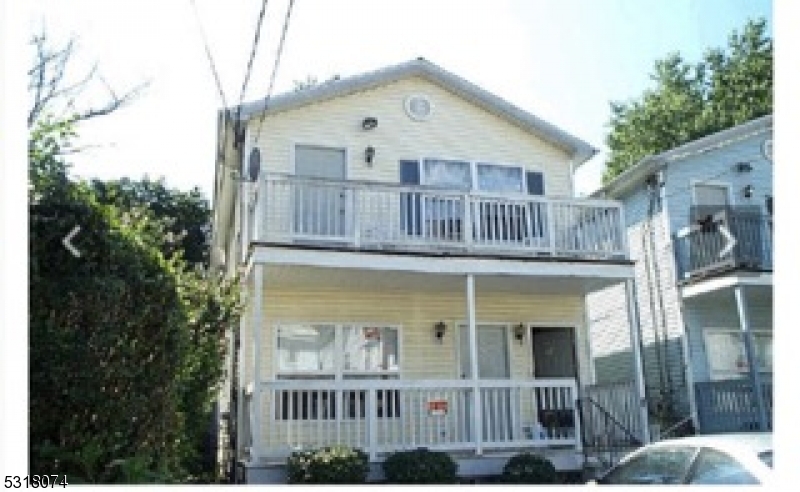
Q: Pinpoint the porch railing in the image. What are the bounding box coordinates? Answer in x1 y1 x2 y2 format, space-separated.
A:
248 378 580 460
674 212 772 281
694 378 773 434
253 175 627 260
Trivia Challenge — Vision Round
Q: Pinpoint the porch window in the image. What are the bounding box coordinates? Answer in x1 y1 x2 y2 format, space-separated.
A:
276 325 336 374
704 329 772 380
275 324 400 420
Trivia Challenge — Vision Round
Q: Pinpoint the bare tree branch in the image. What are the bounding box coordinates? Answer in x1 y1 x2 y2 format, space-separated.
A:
28 25 148 129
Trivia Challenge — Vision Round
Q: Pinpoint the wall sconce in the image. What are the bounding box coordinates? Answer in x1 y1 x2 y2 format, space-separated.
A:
433 321 447 343
365 146 375 165
361 116 378 130
743 184 754 198
513 324 525 345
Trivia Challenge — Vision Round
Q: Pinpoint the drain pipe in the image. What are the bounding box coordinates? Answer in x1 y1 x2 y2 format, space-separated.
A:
625 278 652 444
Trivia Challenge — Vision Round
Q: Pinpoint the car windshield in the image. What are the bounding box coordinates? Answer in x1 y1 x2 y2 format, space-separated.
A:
758 451 773 468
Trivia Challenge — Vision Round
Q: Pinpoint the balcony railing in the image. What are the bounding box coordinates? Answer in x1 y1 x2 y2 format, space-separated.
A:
251 175 627 260
674 212 773 280
694 378 773 434
246 378 580 461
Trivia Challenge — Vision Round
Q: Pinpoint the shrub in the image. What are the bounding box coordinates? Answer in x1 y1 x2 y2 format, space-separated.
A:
500 452 558 484
382 448 458 484
286 446 369 484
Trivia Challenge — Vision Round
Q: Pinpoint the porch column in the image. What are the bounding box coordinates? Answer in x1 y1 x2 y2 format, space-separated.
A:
734 285 768 431
466 274 483 454
251 263 265 459
625 279 651 444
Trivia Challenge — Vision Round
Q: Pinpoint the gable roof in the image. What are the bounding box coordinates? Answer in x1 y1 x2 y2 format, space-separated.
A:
595 114 773 199
232 57 597 164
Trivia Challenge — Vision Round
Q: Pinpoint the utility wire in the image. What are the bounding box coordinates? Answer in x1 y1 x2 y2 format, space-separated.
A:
189 0 229 110
253 0 296 143
234 0 270 129
189 0 234 179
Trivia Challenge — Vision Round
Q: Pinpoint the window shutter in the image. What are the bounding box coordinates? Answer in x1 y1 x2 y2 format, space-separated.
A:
399 160 420 185
526 171 545 196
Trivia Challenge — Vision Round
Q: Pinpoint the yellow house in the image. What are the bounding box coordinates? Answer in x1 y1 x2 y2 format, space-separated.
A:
212 58 646 482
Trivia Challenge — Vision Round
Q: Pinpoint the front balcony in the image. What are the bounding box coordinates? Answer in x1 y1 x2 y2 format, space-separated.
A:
248 174 628 261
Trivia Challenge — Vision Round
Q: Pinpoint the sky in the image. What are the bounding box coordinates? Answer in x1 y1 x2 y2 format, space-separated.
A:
5 0 799 481
21 0 773 199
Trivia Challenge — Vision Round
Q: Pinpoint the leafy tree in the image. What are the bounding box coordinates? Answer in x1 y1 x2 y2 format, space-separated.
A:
604 18 772 182
29 118 241 483
91 177 211 267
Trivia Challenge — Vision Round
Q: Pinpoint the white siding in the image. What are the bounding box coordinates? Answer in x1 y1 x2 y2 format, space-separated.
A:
244 77 574 197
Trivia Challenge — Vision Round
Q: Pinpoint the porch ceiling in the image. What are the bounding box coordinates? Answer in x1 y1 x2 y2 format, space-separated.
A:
258 263 623 296
680 272 773 301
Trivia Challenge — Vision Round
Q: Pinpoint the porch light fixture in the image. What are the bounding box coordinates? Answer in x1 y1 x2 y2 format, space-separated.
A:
361 116 378 130
513 324 525 345
433 321 447 343
365 146 376 165
743 184 754 198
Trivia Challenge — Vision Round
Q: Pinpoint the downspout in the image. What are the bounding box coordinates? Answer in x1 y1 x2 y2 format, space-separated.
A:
640 178 668 411
646 172 677 418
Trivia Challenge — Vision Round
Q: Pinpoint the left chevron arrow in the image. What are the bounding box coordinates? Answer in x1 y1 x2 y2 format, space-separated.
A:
62 225 82 258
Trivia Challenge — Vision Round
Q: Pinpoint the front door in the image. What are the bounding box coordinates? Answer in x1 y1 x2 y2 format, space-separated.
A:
293 145 347 238
459 325 512 442
531 327 577 378
531 327 577 437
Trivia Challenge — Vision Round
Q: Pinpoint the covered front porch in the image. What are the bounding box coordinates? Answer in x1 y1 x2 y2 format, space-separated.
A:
680 275 773 434
236 247 637 472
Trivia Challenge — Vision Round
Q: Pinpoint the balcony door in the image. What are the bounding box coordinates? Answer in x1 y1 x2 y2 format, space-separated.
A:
293 145 348 239
690 183 733 272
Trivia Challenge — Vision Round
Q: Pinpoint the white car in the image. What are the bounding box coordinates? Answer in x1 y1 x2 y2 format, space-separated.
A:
593 433 773 485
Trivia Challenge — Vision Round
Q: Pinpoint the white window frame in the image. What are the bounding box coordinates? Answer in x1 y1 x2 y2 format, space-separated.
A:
412 158 532 196
291 143 349 179
690 180 735 207
273 323 403 379
702 328 772 381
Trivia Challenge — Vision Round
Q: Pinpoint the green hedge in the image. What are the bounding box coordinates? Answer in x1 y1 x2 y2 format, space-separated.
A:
286 446 369 484
500 452 558 484
382 448 458 484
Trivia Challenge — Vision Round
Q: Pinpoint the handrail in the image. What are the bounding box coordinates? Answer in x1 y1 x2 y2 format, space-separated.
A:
578 395 642 446
658 416 694 440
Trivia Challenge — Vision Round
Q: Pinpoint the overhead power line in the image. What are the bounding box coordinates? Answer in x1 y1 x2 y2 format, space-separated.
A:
253 0 296 143
188 0 229 110
234 0 270 133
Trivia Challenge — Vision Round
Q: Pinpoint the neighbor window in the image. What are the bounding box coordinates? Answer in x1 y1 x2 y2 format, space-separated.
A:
704 329 772 380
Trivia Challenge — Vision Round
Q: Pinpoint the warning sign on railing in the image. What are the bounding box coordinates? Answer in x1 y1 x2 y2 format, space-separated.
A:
427 399 448 416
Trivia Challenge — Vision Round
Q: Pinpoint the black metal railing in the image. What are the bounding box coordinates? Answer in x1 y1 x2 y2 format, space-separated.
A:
578 382 645 477
674 212 772 281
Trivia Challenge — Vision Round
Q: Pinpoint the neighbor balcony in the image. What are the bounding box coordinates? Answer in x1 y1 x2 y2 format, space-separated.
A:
674 211 773 282
246 174 628 261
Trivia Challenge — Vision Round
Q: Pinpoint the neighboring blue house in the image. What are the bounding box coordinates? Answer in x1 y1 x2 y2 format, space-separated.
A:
586 115 773 436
